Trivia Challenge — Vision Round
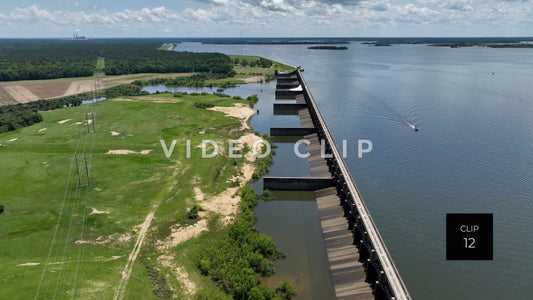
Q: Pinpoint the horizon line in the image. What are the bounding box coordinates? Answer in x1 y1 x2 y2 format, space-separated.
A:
1 36 533 40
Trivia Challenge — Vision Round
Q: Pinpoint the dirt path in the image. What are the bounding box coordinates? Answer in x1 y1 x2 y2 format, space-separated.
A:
113 212 155 300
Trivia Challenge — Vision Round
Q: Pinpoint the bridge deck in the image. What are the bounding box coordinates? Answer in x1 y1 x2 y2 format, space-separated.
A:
315 187 373 300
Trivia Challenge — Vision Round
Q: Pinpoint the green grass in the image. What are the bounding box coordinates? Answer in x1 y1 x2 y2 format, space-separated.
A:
229 55 295 76
96 57 106 71
0 92 257 299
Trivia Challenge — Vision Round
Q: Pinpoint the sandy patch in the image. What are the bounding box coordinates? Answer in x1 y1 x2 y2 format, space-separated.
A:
106 149 152 155
58 119 72 124
176 266 197 295
75 231 134 246
3 85 40 103
157 256 198 296
194 187 205 201
156 212 208 296
110 131 121 136
207 103 255 130
18 262 40 266
8 138 18 142
38 128 47 133
0 86 17 105
90 208 110 215
194 133 260 224
244 75 266 83
159 219 208 251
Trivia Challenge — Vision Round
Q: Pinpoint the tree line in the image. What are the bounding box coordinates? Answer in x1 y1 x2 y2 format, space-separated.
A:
0 93 91 133
0 39 234 82
232 57 273 68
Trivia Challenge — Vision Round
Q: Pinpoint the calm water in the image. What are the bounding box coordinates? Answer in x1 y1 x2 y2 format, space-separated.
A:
171 42 533 299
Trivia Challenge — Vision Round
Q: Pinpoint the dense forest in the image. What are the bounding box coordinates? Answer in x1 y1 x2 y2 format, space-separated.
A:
0 39 233 81
0 93 91 133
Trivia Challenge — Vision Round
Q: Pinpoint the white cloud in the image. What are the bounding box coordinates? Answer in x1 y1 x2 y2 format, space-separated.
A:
0 1 531 37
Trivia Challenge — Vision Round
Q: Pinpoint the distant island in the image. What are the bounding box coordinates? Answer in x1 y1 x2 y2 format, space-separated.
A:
362 41 392 47
308 46 348 50
360 38 533 48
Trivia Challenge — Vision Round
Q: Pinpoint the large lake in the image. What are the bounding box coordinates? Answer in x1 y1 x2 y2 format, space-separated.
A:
170 42 533 299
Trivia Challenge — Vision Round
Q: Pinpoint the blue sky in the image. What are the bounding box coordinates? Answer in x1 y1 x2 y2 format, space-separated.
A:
0 0 532 38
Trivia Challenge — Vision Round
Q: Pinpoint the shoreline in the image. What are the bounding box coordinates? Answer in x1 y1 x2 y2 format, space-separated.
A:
0 59 286 299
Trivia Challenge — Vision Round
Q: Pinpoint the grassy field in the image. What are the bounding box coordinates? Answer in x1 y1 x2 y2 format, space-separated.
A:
0 92 263 299
96 56 106 70
229 55 295 76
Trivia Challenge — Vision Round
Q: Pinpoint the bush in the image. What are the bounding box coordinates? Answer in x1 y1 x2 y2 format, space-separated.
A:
248 285 277 300
196 186 288 299
276 281 296 300
194 103 215 109
186 204 204 220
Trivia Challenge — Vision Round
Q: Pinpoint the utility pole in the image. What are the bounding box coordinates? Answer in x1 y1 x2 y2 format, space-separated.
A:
83 152 90 186
91 112 96 133
85 112 90 134
74 153 82 187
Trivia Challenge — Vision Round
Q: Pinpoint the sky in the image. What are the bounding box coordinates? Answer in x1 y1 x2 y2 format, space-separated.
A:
0 0 532 38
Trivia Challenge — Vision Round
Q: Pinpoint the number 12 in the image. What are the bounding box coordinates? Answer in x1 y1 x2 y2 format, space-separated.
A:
463 237 476 248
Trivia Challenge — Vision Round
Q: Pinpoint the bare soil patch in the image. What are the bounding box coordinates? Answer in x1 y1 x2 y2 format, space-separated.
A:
64 80 94 96
207 103 255 130
243 75 266 83
90 208 110 215
106 149 152 155
2 85 39 103
0 86 17 105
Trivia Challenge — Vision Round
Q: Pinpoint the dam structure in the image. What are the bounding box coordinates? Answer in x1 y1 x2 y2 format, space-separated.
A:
264 69 411 300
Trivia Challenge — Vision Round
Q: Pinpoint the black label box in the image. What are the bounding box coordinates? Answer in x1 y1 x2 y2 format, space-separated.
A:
446 213 493 260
